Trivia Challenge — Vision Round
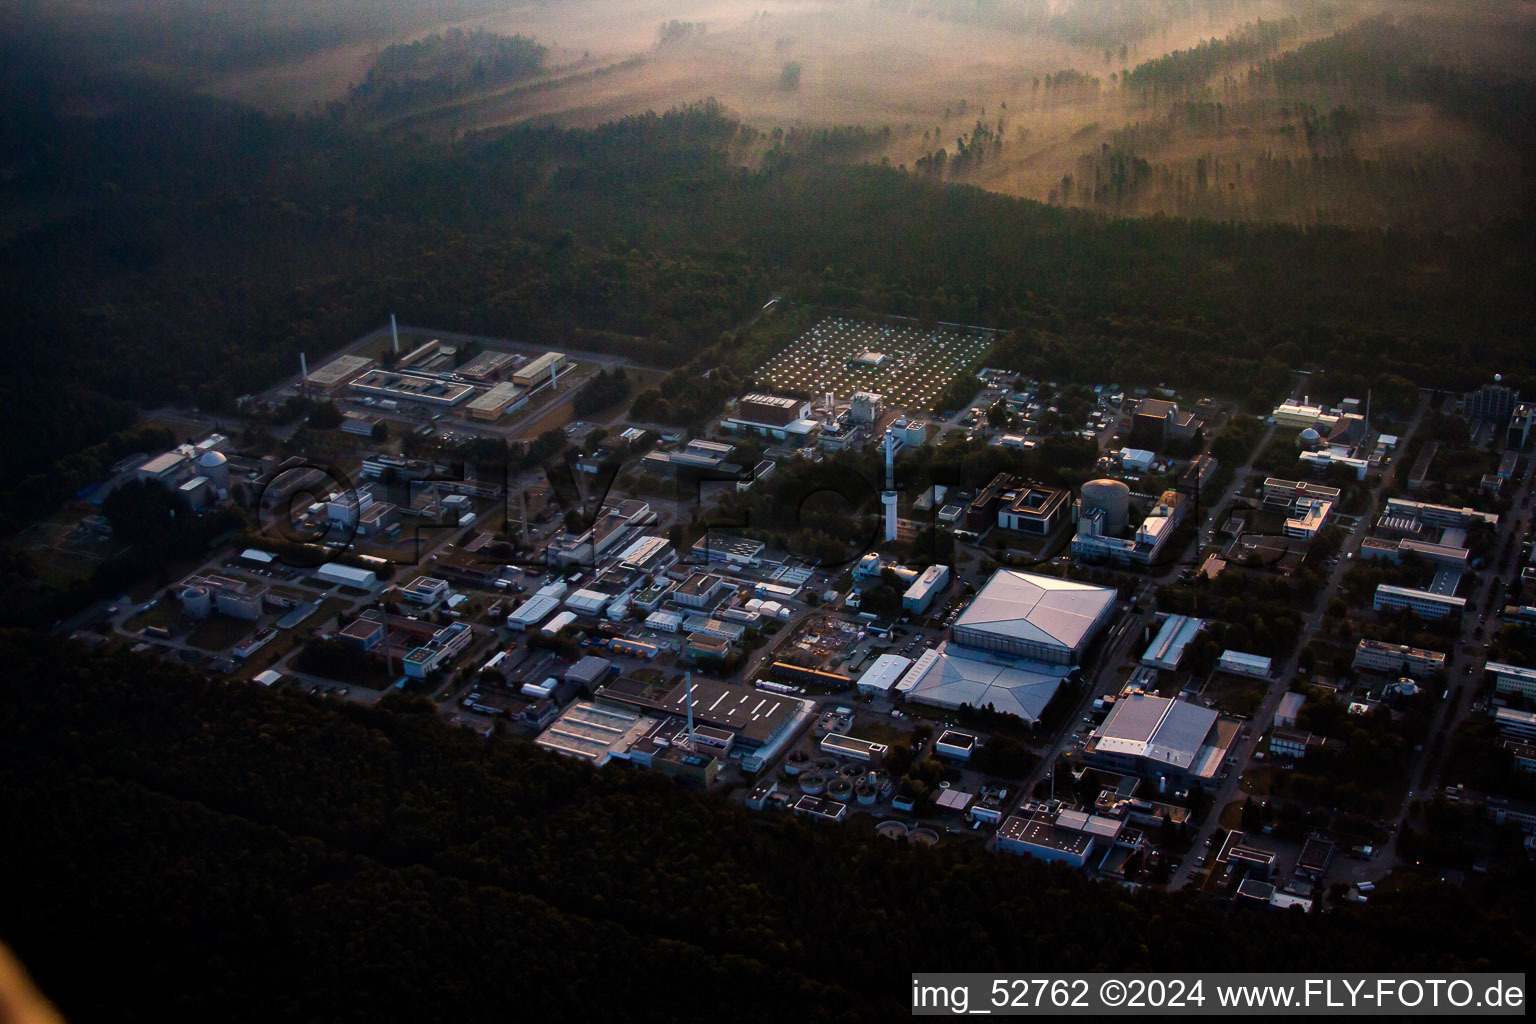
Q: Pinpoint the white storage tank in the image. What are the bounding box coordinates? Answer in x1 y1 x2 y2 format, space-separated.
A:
1080 478 1131 535
180 585 212 619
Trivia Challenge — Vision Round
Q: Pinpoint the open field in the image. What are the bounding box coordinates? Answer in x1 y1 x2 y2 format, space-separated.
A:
756 316 994 411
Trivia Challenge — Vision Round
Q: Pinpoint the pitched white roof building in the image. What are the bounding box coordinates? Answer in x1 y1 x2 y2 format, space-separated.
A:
951 570 1117 665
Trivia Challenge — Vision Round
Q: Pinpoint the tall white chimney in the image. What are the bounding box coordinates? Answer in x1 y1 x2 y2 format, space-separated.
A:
390 314 400 353
882 431 899 543
300 352 308 380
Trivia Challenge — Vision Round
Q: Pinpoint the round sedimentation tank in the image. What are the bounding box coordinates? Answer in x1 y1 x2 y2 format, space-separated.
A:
875 820 909 840
1080 478 1131 534
839 763 863 779
799 772 827 795
855 781 878 805
909 827 940 846
828 779 853 802
785 750 811 776
814 756 838 773
180 585 212 619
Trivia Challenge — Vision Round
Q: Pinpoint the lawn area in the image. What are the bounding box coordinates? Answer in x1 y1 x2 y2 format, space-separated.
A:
300 597 353 637
1219 799 1246 831
848 719 915 748
124 602 181 634
186 615 258 652
1201 672 1266 718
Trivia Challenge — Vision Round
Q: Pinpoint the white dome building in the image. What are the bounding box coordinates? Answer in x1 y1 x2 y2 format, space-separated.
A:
197 449 230 489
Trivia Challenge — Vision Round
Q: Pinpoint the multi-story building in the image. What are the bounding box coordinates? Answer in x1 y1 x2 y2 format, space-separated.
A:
997 483 1070 535
1373 584 1466 621
1487 661 1536 701
722 393 818 441
1353 639 1447 678
1461 381 1520 425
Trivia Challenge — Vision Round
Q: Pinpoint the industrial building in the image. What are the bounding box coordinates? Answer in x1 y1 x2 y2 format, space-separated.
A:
674 572 733 609
465 381 528 420
950 570 1117 665
1132 398 1199 443
178 573 266 621
966 472 1016 531
594 676 804 751
316 562 377 589
895 643 1075 725
137 452 191 488
400 621 473 679
902 564 950 614
304 353 375 396
1072 489 1187 567
722 393 819 440
401 576 449 605
1272 400 1340 431
934 730 977 761
1083 693 1239 789
820 733 887 765
997 814 1096 867
535 701 658 766
1353 639 1446 678
855 653 913 696
1274 692 1306 729
1140 615 1203 671
455 350 516 381
1217 650 1272 678
689 533 764 567
512 351 567 388
349 368 474 407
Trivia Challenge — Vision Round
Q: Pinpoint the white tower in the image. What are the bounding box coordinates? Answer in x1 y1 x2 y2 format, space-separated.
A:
390 314 400 354
300 352 308 379
882 431 899 543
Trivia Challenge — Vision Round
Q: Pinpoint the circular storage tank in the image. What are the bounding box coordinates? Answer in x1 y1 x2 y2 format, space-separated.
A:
785 750 811 776
909 827 940 847
799 772 827 796
839 763 863 779
827 779 853 802
855 781 878 805
180 585 212 619
875 820 909 840
197 450 231 489
1080 478 1131 534
814 757 838 773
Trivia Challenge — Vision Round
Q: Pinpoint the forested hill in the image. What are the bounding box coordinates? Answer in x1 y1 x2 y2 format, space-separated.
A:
0 633 1532 1021
1 45 1533 531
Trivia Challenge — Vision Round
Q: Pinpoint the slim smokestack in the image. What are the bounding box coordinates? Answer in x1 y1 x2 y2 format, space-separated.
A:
390 314 400 354
300 352 308 380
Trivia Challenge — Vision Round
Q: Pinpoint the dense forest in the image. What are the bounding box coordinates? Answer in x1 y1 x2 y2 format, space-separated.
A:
1069 17 1536 226
0 634 1531 1021
0 24 1532 547
346 29 547 119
